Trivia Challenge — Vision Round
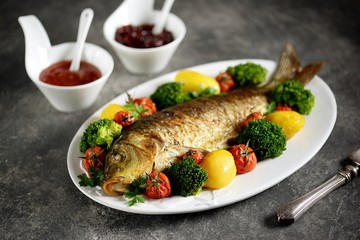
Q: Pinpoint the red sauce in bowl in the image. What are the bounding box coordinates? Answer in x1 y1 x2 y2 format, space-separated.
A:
115 24 174 48
39 60 102 86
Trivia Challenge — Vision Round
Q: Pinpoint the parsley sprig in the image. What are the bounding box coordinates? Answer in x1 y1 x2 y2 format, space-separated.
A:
124 93 148 120
77 166 104 187
124 102 147 120
124 175 148 206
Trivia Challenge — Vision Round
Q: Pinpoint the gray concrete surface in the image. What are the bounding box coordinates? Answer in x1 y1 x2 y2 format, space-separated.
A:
1 0 359 239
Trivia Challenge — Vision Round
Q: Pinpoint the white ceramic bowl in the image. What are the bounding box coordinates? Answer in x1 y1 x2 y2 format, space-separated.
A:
103 2 186 74
19 15 114 112
33 43 114 112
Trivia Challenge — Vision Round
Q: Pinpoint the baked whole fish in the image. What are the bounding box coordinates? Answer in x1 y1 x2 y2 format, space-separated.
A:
102 44 325 195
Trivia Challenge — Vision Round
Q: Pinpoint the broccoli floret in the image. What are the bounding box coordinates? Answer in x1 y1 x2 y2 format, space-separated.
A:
165 157 208 197
150 82 192 110
270 80 315 115
236 119 286 160
80 119 122 153
227 62 267 87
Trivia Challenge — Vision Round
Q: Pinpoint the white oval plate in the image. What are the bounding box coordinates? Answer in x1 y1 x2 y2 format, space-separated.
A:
67 59 337 215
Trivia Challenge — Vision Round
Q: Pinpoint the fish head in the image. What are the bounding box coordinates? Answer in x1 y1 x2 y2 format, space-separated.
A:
102 132 161 195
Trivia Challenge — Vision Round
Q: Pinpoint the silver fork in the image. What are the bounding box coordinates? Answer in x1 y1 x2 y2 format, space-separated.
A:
277 148 360 224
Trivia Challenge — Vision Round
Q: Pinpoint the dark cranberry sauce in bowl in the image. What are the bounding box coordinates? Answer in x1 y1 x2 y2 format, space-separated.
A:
115 24 174 49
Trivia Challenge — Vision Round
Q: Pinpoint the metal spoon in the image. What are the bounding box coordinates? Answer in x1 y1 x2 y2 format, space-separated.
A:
152 0 175 35
277 148 360 224
69 8 94 72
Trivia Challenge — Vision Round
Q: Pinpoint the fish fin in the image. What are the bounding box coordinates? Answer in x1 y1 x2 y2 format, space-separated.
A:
263 43 325 92
257 43 300 93
154 145 209 171
272 43 301 83
294 61 326 85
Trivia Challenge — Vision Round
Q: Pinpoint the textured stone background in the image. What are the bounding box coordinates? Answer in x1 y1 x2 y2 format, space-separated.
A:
0 0 359 239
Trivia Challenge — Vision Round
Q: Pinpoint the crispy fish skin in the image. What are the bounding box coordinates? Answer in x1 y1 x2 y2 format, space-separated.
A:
147 91 267 152
102 43 325 195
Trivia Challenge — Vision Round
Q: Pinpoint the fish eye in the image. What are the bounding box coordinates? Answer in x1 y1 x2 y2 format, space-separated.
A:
114 152 125 162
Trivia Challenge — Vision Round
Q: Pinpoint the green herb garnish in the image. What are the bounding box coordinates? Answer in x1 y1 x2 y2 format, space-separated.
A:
78 166 104 187
124 175 147 206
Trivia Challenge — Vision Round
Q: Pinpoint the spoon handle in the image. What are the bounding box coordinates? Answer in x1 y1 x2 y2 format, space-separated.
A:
70 8 94 72
152 0 174 35
277 154 360 224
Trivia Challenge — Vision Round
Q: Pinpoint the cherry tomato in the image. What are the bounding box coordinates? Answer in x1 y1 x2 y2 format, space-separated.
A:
82 146 107 173
145 171 171 199
276 105 293 111
113 110 135 127
180 149 204 164
215 72 236 92
228 144 257 174
241 112 265 128
133 97 157 117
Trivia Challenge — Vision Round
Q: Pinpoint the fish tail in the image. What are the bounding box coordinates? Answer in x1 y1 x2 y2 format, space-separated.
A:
273 43 301 81
294 61 326 85
261 43 325 92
